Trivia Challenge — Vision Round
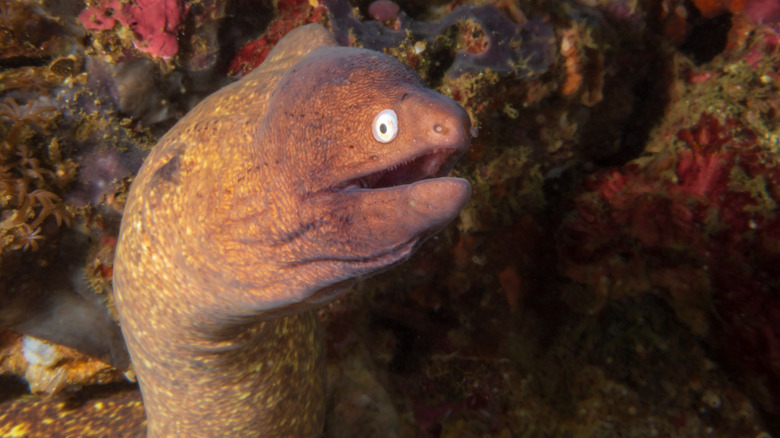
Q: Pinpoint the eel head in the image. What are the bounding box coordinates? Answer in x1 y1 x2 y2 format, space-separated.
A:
255 45 474 312
145 26 474 319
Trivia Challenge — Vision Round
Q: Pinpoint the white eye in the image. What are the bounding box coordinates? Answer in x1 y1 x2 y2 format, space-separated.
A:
372 109 398 143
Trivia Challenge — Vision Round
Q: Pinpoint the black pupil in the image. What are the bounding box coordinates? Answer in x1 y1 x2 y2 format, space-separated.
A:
379 124 387 134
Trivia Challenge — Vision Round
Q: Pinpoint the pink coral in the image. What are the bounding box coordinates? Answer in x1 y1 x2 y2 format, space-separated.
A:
79 0 187 59
744 0 780 23
368 1 400 28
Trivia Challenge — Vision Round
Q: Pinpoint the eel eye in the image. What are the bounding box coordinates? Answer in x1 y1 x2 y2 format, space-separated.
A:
372 109 398 143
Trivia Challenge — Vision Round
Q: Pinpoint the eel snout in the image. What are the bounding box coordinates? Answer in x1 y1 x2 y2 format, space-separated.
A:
339 91 473 192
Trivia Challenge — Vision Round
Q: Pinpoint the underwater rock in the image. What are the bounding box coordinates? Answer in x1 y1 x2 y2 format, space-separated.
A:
326 349 402 438
323 0 555 80
53 65 149 207
0 333 125 395
1 221 130 372
179 0 227 72
0 1 73 61
111 58 169 122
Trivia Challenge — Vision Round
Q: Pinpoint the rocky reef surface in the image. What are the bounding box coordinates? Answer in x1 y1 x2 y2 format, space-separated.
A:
1 0 779 436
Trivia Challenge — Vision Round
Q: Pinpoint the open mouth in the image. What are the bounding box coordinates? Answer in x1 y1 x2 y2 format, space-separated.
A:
337 146 464 191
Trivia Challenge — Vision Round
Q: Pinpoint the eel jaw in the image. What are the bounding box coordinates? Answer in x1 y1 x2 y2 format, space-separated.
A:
335 144 466 191
320 137 471 260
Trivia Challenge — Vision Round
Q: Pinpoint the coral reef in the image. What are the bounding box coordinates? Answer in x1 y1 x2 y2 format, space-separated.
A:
560 113 777 325
1 0 151 399
325 0 556 78
322 0 556 124
559 12 780 413
0 97 74 254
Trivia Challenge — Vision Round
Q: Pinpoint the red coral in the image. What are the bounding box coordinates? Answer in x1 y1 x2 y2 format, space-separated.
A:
560 112 780 396
228 0 328 77
673 148 731 197
79 0 187 59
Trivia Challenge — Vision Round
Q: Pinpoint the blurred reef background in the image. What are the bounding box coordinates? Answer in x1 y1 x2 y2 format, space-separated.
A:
1 0 780 436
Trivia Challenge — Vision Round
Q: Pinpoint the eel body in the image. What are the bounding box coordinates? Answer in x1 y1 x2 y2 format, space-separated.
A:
113 24 472 437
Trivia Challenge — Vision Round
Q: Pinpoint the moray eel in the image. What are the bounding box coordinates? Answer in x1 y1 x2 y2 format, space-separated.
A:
113 24 472 437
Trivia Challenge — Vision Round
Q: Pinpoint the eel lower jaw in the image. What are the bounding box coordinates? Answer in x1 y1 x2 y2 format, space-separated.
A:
298 179 468 309
335 145 465 191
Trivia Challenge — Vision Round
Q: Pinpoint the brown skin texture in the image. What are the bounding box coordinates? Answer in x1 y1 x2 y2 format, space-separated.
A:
113 24 472 437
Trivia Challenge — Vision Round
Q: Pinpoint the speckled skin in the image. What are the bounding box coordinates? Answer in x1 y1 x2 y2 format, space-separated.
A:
0 386 146 437
113 24 472 437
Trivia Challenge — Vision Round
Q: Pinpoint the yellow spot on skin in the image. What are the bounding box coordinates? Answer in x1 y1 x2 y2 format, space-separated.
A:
5 423 29 437
94 401 104 410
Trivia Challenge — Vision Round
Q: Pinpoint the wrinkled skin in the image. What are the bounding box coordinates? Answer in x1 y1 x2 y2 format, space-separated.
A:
113 24 472 437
